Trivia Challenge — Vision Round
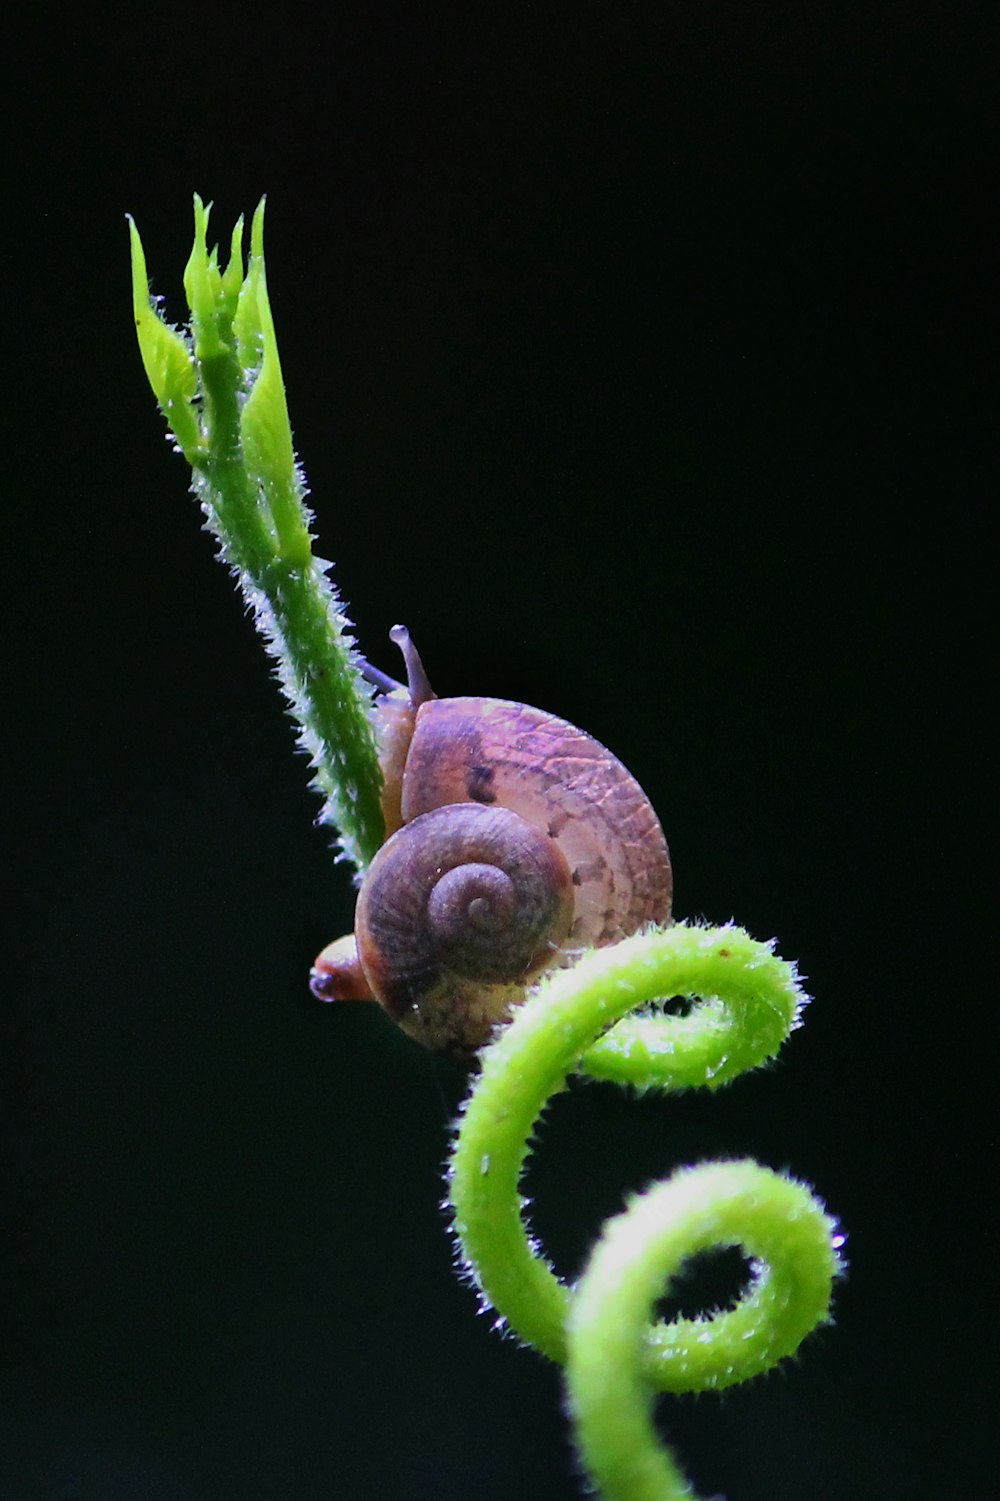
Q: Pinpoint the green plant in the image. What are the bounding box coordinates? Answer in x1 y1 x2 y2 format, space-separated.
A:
449 923 840 1499
129 196 383 869
130 197 842 1500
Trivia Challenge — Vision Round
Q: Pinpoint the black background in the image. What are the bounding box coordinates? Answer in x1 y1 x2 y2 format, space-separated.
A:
4 4 992 1498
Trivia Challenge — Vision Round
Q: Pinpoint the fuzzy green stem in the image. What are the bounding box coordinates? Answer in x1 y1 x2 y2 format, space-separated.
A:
566 1162 838 1501
128 197 384 869
448 922 840 1498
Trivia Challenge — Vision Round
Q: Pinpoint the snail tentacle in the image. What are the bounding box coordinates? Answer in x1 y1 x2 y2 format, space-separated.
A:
389 623 436 707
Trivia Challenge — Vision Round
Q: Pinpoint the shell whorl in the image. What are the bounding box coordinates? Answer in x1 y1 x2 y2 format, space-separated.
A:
396 696 673 952
355 801 575 1053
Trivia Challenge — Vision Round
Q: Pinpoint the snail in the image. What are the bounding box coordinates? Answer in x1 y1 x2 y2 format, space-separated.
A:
311 626 672 1056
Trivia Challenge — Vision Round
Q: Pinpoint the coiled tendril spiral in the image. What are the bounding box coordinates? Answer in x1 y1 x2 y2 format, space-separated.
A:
353 802 577 1052
447 922 843 1501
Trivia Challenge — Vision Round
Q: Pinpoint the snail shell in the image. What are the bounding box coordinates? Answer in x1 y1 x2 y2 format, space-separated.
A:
312 629 672 1056
355 802 575 1053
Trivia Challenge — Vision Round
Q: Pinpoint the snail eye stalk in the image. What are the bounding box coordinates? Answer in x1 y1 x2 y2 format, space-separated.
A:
390 623 436 707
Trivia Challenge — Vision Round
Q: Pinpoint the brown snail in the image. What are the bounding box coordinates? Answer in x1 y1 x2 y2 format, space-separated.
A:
311 626 672 1056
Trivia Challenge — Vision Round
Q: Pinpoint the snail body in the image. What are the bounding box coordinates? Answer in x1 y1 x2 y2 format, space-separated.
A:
312 628 672 1055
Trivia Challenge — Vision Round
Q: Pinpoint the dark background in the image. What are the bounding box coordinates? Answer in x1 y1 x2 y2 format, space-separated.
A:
4 4 992 1498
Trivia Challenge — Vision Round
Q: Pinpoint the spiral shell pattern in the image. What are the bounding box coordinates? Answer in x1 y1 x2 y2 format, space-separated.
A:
397 696 672 952
355 801 575 1052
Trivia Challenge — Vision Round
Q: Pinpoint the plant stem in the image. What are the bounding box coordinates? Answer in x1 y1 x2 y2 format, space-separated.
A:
129 196 384 869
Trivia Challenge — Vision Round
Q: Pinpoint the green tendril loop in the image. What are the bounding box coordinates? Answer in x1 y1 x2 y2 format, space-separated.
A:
447 922 841 1499
568 1162 839 1500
